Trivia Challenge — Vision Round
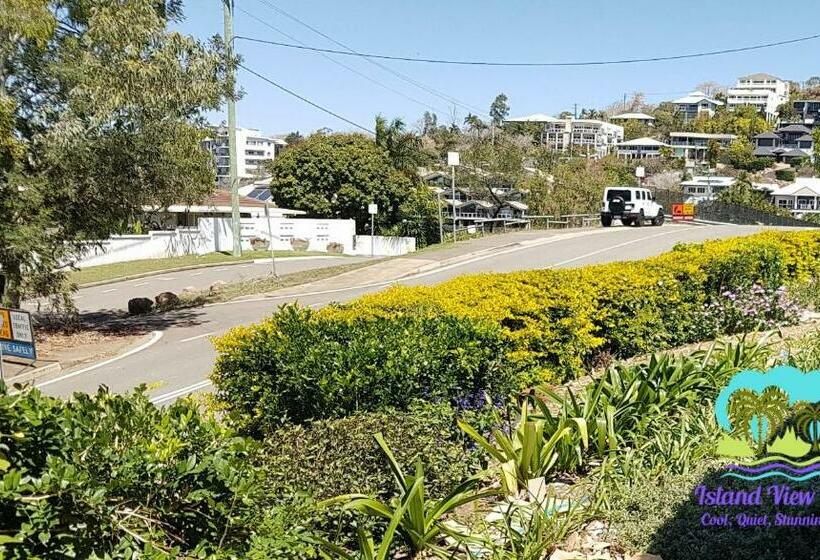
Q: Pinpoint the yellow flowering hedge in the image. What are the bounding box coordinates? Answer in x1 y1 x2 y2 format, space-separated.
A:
212 231 820 427
323 231 820 382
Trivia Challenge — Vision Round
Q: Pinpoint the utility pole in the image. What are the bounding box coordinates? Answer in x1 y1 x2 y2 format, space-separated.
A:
223 0 242 256
437 191 444 244
573 103 578 119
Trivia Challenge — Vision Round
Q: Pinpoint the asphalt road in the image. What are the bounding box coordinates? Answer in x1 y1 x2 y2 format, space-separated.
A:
70 256 370 313
33 223 794 402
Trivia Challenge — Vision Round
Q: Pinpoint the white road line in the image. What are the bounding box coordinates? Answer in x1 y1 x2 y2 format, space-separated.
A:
101 288 117 293
133 282 149 287
191 272 204 276
179 331 216 343
240 264 253 268
34 331 164 389
548 228 683 268
150 379 212 405
158 277 176 281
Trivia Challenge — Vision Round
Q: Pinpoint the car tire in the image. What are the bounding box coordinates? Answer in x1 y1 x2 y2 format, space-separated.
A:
601 215 612 227
652 211 665 226
634 211 644 227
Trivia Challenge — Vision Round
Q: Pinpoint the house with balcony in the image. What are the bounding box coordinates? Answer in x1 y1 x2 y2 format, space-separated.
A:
753 124 814 162
421 171 529 228
609 112 656 125
668 132 736 161
680 176 736 201
504 114 623 158
792 100 820 126
670 91 723 121
615 137 667 159
726 73 790 122
769 178 820 217
202 125 287 187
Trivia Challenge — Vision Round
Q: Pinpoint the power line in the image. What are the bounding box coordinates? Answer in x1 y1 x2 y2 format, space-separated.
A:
234 31 820 67
239 63 375 134
236 6 448 115
252 0 489 118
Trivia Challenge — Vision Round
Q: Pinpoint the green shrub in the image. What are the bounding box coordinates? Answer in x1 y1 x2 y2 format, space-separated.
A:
0 386 258 559
775 168 795 181
212 305 517 432
259 402 477 501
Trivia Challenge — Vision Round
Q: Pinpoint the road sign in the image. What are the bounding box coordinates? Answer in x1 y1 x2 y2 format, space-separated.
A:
368 203 378 215
0 307 36 360
447 151 460 166
671 203 695 221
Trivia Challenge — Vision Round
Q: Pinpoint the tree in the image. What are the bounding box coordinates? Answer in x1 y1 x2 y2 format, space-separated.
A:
728 387 790 454
1 1 231 308
463 113 487 132
793 402 820 454
721 138 770 172
266 134 414 234
284 131 304 146
375 115 427 175
696 81 725 97
706 139 722 167
489 93 510 126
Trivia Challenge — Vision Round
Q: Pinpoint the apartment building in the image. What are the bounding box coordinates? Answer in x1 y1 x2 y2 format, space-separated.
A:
505 114 623 158
670 91 723 121
668 132 736 161
203 125 287 186
609 112 656 125
726 73 790 121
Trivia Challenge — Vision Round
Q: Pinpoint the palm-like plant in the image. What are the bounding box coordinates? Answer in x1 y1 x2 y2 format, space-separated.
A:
322 433 497 558
458 401 577 495
729 387 790 454
375 115 424 175
793 402 820 454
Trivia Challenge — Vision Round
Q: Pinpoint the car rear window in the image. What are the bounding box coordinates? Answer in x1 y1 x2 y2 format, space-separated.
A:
606 190 632 201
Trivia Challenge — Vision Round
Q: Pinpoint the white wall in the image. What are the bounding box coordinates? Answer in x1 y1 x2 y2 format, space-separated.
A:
72 217 417 268
351 235 416 256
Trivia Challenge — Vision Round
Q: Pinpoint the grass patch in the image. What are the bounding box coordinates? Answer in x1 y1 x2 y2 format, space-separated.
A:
70 250 333 286
169 259 384 308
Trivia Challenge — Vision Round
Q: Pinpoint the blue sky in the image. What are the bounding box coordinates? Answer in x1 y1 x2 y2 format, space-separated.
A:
176 1 820 136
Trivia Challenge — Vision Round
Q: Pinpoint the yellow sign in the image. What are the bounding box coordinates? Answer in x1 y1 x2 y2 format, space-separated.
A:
0 309 10 341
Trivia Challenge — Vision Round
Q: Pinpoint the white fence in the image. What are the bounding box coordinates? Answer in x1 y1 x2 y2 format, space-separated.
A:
74 217 416 268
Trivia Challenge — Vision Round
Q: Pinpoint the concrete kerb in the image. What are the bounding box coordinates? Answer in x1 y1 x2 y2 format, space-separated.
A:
78 259 255 289
5 362 62 386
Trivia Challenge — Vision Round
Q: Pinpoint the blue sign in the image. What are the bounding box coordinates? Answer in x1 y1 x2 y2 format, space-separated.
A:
1 340 36 360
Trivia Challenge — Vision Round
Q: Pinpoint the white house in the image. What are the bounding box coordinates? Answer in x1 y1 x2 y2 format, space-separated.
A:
609 112 656 125
770 178 820 217
726 73 789 121
668 132 737 161
680 176 736 201
505 114 623 158
616 137 667 159
202 125 287 187
144 191 305 229
670 91 724 121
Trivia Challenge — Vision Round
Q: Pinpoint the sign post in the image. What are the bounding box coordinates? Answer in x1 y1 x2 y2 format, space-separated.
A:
368 203 378 257
447 151 460 242
671 203 695 221
264 203 278 278
0 307 37 381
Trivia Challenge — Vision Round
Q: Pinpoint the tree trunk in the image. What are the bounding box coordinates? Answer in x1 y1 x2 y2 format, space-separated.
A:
1 258 22 309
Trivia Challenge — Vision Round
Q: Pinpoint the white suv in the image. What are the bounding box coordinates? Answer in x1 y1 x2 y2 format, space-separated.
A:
600 187 664 227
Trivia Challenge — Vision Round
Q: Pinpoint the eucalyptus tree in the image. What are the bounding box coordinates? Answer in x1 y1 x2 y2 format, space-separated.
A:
0 0 234 308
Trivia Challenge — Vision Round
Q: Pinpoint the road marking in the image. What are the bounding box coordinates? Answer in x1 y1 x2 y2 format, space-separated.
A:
150 379 212 405
206 226 697 307
548 228 683 268
179 331 216 343
33 331 164 389
191 272 204 276
158 277 176 281
240 264 253 268
133 282 149 287
101 288 117 293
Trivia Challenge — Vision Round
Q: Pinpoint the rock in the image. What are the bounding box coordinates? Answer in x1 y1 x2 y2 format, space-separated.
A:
549 550 585 560
128 297 154 315
584 520 607 538
290 237 310 251
154 291 179 307
209 280 227 293
563 532 584 551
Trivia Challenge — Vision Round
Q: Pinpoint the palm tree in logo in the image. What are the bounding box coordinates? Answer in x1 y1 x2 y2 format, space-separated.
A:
728 387 790 455
793 402 820 455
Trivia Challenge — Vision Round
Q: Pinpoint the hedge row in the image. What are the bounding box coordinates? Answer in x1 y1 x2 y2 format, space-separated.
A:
212 231 820 431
